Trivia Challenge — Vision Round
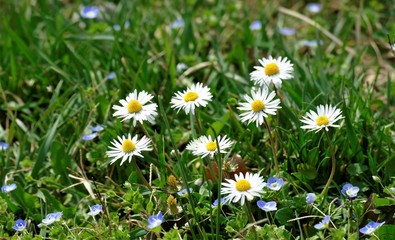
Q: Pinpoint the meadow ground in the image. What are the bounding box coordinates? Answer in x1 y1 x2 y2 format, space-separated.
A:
0 0 394 239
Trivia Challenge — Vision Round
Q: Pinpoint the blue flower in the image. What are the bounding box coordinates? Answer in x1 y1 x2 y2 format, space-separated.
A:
12 219 26 231
170 19 184 29
250 21 262 31
257 200 277 212
301 39 323 47
91 125 104 132
88 204 102 216
0 142 9 150
82 132 98 141
147 212 164 230
212 198 226 208
306 3 322 13
176 63 188 73
81 6 99 19
279 27 296 35
38 212 62 227
106 72 116 79
177 188 193 196
266 177 284 191
114 21 130 31
306 193 316 204
359 221 385 235
341 183 359 199
1 183 17 193
314 215 330 230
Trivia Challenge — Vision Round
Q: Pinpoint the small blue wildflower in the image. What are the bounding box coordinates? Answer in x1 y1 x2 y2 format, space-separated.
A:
113 24 121 31
250 20 262 31
12 219 26 231
106 72 116 79
360 221 385 235
82 132 98 141
302 39 323 47
257 200 277 212
1 183 17 193
279 27 296 35
306 193 316 204
341 183 359 199
38 212 62 227
170 19 184 29
212 198 226 208
306 3 322 13
266 177 284 191
194 178 202 186
177 188 193 196
176 63 188 73
91 125 104 132
314 215 330 230
147 212 164 230
81 6 99 19
0 142 9 150
88 204 102 216
390 187 395 194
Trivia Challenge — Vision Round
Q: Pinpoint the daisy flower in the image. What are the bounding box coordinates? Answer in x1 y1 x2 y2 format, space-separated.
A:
300 104 343 133
112 90 158 126
250 56 293 88
186 135 233 158
170 83 212 115
237 87 281 126
106 134 152 165
221 172 265 206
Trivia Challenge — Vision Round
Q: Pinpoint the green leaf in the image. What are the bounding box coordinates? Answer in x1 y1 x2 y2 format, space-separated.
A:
275 208 294 226
347 163 368 176
297 163 318 180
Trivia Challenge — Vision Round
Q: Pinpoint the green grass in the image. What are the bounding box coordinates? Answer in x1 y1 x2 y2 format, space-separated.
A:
0 0 395 239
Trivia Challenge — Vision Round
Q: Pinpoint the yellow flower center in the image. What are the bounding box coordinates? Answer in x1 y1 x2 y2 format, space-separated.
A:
316 116 329 126
167 175 178 187
184 91 198 102
235 179 251 191
206 141 217 151
251 100 265 112
127 100 142 113
264 63 279 76
122 139 136 153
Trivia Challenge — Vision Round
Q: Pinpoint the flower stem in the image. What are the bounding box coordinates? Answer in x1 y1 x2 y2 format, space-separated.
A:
131 159 152 190
139 122 158 154
245 202 255 223
194 109 203 136
263 118 279 177
321 131 336 196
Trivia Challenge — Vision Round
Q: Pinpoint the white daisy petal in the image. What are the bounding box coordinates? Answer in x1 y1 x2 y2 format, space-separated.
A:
250 56 294 88
186 135 233 158
170 83 213 115
237 87 281 126
112 90 158 126
221 172 265 206
106 134 152 165
300 104 344 132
